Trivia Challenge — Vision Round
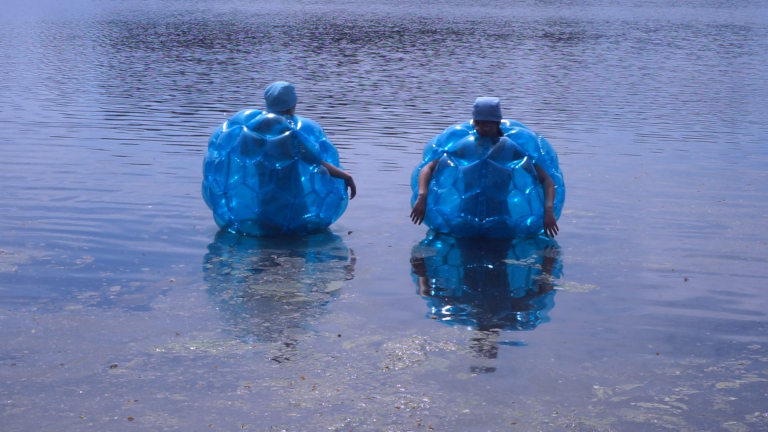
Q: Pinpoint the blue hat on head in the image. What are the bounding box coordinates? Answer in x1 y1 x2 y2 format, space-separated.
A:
264 81 298 113
472 97 502 122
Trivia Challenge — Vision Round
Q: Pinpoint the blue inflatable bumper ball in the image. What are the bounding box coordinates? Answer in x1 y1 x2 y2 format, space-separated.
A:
203 110 348 236
411 120 565 238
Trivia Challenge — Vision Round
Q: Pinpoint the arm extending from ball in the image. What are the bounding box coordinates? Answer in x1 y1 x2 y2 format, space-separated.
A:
321 161 356 199
534 163 558 237
410 160 437 225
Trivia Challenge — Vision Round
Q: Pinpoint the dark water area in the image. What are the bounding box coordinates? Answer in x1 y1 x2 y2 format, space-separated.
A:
1 0 767 430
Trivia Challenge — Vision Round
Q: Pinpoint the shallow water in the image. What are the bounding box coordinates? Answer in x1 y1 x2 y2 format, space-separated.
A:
1 0 768 430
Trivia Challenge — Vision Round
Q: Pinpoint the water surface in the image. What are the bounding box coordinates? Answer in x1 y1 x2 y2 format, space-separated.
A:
1 0 768 430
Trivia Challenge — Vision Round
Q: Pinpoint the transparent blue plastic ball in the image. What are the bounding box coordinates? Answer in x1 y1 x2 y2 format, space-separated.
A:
411 120 565 238
202 109 348 236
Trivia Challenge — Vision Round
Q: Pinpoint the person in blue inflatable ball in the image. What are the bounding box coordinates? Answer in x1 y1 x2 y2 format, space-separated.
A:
202 82 356 236
410 97 564 238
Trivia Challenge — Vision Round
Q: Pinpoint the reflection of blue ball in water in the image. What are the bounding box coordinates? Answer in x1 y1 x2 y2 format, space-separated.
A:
411 232 562 331
202 109 349 236
411 120 565 238
203 230 354 343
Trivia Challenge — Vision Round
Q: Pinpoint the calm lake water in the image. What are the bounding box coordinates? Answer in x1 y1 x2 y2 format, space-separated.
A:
2 0 768 430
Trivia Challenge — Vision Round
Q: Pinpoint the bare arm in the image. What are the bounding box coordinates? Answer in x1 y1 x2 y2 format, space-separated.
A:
321 161 356 199
410 160 437 225
534 163 558 237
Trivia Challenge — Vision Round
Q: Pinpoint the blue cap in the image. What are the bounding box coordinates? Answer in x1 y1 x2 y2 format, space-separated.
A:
472 97 502 122
264 81 298 113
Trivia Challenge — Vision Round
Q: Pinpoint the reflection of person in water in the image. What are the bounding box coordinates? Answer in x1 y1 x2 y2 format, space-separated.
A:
203 230 355 356
411 232 561 373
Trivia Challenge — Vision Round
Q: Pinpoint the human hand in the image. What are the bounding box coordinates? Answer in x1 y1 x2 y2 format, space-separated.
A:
345 176 356 199
543 208 559 237
410 194 427 225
